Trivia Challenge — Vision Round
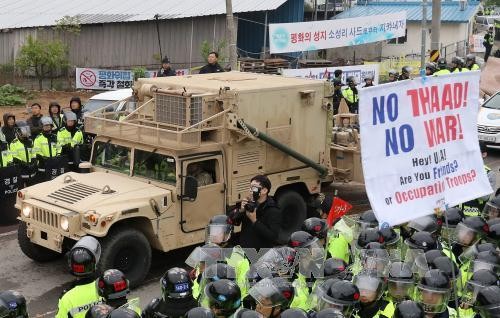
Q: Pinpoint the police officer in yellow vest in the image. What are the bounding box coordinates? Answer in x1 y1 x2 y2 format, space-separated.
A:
465 54 480 71
342 76 359 114
33 116 59 165
184 243 223 300
56 236 103 318
354 271 395 318
96 269 140 315
450 57 468 73
484 27 495 62
9 122 36 184
434 58 451 76
58 112 84 169
0 141 13 168
393 300 425 318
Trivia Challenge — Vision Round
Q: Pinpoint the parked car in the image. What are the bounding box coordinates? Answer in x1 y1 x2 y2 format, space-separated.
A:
475 15 500 33
82 88 133 114
478 91 500 144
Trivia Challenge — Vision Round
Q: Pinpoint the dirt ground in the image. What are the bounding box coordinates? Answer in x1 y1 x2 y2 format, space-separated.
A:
1 90 95 121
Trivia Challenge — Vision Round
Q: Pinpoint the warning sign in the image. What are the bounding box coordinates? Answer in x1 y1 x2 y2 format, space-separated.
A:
79 69 96 87
76 68 133 90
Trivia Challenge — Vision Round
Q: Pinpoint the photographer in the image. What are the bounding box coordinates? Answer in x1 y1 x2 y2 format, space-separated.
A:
230 175 281 249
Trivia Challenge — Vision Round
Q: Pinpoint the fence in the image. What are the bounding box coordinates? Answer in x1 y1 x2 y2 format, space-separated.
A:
440 40 470 60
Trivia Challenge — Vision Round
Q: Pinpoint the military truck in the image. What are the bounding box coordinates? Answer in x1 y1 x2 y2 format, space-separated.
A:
16 72 334 287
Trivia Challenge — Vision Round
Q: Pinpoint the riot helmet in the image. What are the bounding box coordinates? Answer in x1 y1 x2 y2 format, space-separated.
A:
387 262 415 302
402 66 413 75
437 58 447 70
199 263 236 297
379 227 400 249
40 116 53 132
302 218 328 240
185 243 223 269
186 307 215 318
289 231 324 277
415 269 451 314
254 247 297 277
471 250 500 273
353 271 386 304
358 210 378 228
414 250 445 278
249 277 294 317
405 231 437 252
161 267 193 300
107 308 140 318
315 308 345 318
14 125 30 140
356 228 384 249
68 236 101 277
202 279 241 318
466 54 476 64
205 215 233 246
453 216 489 247
393 300 424 318
0 290 28 318
96 269 129 301
461 269 499 307
235 309 264 318
425 63 436 75
316 280 360 316
346 76 356 86
323 258 350 281
488 223 500 244
475 285 500 318
407 215 441 235
442 207 464 240
388 70 398 82
483 196 500 221
429 257 460 300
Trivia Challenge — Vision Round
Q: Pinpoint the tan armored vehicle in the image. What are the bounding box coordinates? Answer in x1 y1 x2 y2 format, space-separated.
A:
16 72 334 286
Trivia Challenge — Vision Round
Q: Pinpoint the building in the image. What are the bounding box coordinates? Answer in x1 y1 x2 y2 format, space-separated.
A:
329 0 480 61
0 0 303 70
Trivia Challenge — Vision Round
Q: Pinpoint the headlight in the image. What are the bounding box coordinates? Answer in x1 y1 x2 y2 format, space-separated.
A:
22 205 32 218
60 216 69 231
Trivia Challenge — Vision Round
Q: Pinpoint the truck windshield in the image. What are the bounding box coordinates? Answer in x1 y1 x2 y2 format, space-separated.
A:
133 149 176 184
93 141 131 174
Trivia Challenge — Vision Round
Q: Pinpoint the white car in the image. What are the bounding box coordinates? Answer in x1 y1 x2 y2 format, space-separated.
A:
82 88 133 114
478 91 500 144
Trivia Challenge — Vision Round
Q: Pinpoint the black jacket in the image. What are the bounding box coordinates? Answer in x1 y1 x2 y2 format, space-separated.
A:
27 114 43 137
157 67 176 77
239 197 281 249
2 113 17 144
142 296 198 318
199 63 224 74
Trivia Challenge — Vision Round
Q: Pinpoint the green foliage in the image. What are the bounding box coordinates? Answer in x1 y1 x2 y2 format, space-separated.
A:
200 39 227 63
0 84 32 106
0 63 15 74
54 15 81 34
132 67 147 80
152 53 162 63
15 35 69 90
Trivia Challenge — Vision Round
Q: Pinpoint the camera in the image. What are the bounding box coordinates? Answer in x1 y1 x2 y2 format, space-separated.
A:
244 186 262 212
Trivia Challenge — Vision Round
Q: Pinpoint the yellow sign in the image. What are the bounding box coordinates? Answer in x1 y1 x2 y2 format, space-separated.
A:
365 57 421 75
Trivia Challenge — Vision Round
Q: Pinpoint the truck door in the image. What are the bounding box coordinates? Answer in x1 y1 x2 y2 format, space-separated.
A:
180 154 225 232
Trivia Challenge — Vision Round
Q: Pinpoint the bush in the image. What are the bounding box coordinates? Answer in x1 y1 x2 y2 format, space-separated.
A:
0 84 32 106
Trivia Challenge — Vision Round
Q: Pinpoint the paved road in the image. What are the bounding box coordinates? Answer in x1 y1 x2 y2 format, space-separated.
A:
0 147 498 316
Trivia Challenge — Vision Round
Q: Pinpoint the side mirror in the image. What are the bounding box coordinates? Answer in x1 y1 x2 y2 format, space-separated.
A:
182 176 198 201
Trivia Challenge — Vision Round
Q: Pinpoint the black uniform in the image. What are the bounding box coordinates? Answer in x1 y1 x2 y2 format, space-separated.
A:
142 297 198 318
199 63 224 74
357 299 392 318
331 90 343 115
157 67 176 77
27 114 43 137
239 197 281 249
2 113 17 144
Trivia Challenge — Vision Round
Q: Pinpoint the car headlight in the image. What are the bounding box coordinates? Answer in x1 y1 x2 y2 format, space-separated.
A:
22 205 32 218
60 216 69 231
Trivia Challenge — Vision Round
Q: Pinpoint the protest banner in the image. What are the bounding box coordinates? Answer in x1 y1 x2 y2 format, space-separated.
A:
269 12 406 54
469 34 486 53
359 72 492 226
282 64 380 85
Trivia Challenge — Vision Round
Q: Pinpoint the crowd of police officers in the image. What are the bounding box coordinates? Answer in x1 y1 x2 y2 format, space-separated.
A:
1 184 500 318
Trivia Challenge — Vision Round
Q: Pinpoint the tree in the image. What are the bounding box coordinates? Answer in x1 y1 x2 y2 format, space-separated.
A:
16 35 69 90
200 40 227 63
54 15 81 35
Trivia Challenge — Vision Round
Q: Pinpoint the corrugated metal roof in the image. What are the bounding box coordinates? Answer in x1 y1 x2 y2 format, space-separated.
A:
0 0 289 29
334 1 480 22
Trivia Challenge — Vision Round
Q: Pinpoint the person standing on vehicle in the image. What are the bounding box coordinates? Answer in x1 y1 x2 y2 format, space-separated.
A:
56 236 103 318
142 267 198 318
58 112 84 169
199 52 225 74
10 122 36 184
33 116 59 169
157 57 176 77
233 175 281 249
484 27 495 62
342 77 359 113
49 101 64 132
69 97 85 130
330 79 344 115
96 269 141 314
2 113 17 144
27 103 44 137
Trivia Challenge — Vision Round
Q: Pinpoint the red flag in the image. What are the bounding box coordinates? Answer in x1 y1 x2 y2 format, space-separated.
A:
326 196 353 227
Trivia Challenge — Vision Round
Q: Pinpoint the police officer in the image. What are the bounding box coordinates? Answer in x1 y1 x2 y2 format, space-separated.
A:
108 308 141 318
393 300 425 318
450 57 466 73
48 101 64 132
354 271 394 318
248 277 294 318
363 74 374 87
465 54 480 71
280 308 307 318
387 70 398 82
0 290 29 318
434 58 451 76
0 134 13 168
330 79 344 116
9 122 36 184
425 63 437 76
342 77 359 114
386 262 414 303
414 269 456 317
56 236 103 318
185 243 223 299
483 195 500 221
451 216 489 261
315 279 360 317
484 27 495 62
474 285 500 318
96 269 140 314
302 218 328 247
33 116 58 164
142 267 198 318
428 257 460 309
186 307 215 318
58 112 84 170
398 66 413 81
459 269 498 316
441 208 464 241
200 279 241 318
198 264 237 304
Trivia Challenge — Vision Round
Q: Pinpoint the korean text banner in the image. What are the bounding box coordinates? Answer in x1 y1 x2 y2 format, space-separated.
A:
76 68 134 90
269 12 406 54
359 72 492 226
282 64 380 85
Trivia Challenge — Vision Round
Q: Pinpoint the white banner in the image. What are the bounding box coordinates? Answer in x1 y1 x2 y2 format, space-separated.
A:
269 12 407 54
282 64 380 85
359 72 492 226
76 68 133 90
470 34 486 53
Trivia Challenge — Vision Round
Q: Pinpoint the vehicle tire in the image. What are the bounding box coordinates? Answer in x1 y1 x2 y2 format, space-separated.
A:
18 222 61 262
1 195 19 225
97 226 152 288
276 191 307 244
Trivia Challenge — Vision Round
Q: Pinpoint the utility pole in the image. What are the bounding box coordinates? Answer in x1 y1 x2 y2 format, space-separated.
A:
430 0 441 62
226 0 238 71
420 0 428 69
154 14 163 61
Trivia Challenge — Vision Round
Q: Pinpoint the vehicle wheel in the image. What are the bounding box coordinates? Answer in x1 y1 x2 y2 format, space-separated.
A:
18 222 61 262
277 191 307 244
1 195 19 225
98 226 152 288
